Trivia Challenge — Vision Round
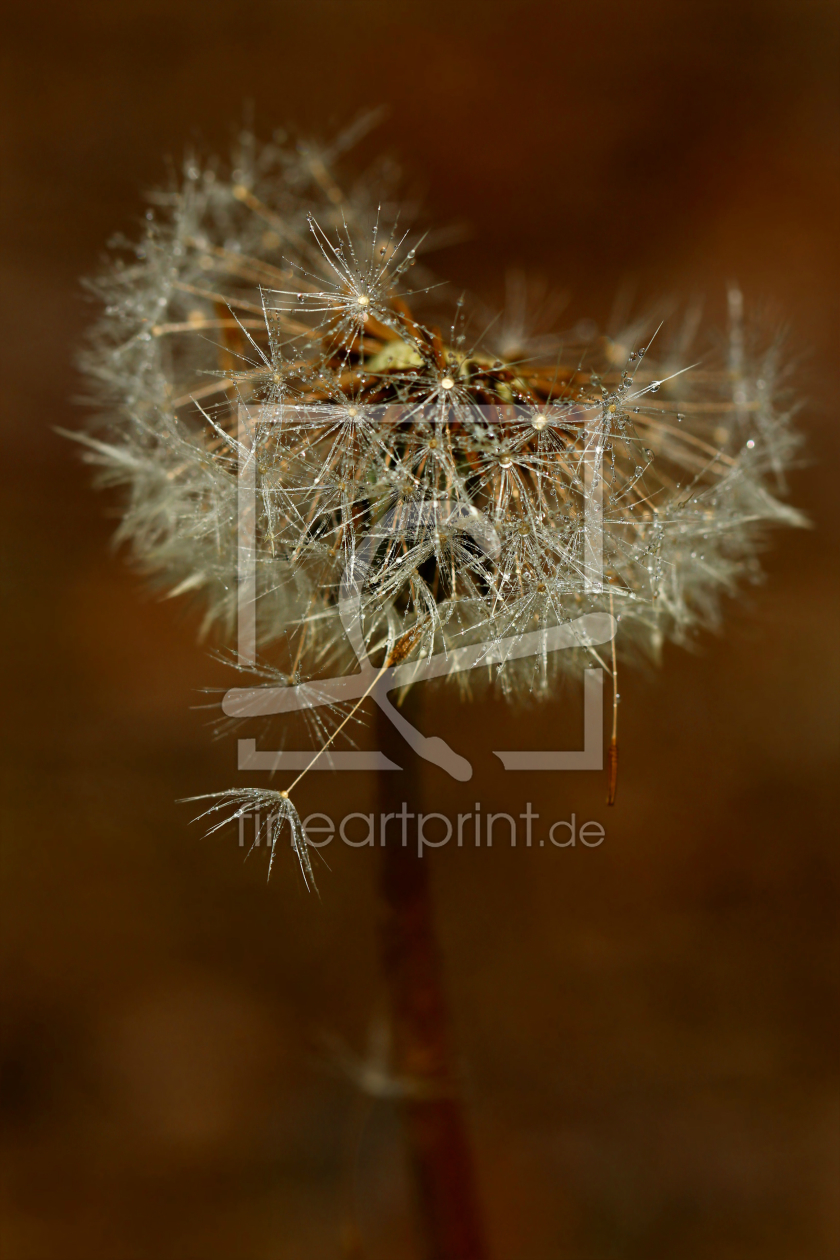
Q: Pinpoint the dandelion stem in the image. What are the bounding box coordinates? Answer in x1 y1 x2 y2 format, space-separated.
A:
375 691 489 1260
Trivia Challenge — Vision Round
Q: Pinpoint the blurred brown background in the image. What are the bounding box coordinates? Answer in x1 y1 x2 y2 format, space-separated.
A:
1 1 838 1257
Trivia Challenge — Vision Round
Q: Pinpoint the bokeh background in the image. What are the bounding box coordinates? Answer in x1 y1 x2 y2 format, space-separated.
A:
1 1 838 1256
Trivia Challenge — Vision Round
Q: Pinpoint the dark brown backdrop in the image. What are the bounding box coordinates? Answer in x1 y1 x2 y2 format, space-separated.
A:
1 2 838 1257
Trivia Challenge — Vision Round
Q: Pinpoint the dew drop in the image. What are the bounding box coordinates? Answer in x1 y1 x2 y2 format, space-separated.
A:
746 438 756 449
649 381 661 394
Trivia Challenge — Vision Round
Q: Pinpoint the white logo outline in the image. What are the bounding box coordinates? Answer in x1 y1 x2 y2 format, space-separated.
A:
224 405 615 780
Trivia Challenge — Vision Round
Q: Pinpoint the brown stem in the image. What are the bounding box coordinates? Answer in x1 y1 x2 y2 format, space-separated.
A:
375 693 489 1260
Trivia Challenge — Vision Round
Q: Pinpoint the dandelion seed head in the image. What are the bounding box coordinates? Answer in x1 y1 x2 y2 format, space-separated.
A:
78 123 806 874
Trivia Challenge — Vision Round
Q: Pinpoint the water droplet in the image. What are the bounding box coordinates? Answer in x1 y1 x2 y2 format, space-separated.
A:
746 438 755 449
441 377 454 390
499 454 513 469
649 381 661 394
297 293 306 302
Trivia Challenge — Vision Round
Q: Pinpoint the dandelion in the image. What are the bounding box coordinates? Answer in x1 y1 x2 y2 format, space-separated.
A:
78 138 803 701
76 119 805 1258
